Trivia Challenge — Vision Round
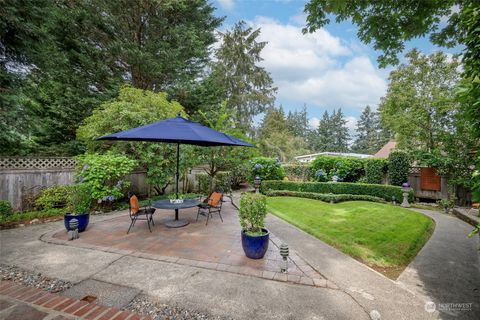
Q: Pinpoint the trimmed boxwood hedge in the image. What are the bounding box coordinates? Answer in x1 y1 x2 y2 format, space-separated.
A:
264 190 385 203
260 180 413 202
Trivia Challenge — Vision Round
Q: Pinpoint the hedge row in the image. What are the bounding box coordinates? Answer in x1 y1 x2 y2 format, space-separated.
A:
261 180 414 202
264 190 385 203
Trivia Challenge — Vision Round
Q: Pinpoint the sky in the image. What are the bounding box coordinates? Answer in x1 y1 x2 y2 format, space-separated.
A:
212 0 461 135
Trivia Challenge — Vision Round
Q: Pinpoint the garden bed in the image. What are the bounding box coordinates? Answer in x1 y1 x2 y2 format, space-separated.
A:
267 196 435 279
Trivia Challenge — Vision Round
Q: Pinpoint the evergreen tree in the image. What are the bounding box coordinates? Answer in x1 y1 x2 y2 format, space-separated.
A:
209 21 277 132
0 0 222 155
351 106 388 154
311 111 334 152
258 106 307 161
330 109 349 152
286 105 309 138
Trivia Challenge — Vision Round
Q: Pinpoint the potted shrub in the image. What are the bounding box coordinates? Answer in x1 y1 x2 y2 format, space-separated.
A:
239 193 269 259
64 184 92 232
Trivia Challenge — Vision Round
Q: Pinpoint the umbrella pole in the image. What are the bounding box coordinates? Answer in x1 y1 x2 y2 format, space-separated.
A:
175 143 180 221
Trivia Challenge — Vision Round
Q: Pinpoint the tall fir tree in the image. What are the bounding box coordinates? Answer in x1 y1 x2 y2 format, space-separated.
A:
351 106 389 154
286 105 309 138
208 21 277 132
330 109 349 152
311 111 334 152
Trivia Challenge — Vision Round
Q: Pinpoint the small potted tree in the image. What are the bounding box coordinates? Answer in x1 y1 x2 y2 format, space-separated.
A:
239 193 269 259
64 184 92 232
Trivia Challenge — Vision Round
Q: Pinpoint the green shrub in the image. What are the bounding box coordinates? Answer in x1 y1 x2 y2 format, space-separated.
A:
310 155 365 182
35 185 74 210
196 171 232 195
249 157 285 182
215 171 233 193
264 190 385 203
0 208 65 224
67 184 92 214
388 150 411 186
0 201 13 216
364 159 388 184
283 164 312 181
261 180 414 202
75 153 137 202
239 193 267 236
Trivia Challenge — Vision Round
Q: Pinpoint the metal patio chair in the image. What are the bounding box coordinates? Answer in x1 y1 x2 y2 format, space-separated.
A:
196 191 223 225
127 195 155 234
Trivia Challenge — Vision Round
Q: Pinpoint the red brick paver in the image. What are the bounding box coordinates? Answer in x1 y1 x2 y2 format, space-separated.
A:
0 281 145 320
46 201 329 287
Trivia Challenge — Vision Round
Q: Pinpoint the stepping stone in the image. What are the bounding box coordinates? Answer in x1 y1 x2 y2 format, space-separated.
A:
62 279 140 309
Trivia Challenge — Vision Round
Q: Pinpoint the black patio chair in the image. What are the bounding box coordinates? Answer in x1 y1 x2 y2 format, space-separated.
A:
196 191 223 225
127 195 155 234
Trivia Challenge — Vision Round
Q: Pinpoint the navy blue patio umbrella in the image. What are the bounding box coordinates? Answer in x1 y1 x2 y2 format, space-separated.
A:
97 114 253 226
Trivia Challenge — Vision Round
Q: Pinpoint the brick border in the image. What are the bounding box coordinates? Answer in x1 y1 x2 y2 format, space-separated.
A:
40 228 338 289
0 280 150 320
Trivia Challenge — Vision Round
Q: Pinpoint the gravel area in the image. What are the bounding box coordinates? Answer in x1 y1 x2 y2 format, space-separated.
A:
0 264 72 293
125 295 234 320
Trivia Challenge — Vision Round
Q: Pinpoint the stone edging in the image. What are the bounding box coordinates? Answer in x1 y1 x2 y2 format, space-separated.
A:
40 229 338 290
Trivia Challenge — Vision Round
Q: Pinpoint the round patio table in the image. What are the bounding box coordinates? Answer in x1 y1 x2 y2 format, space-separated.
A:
153 199 200 228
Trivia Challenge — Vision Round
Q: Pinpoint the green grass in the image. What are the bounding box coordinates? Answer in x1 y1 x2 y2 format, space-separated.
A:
267 197 434 270
0 208 66 225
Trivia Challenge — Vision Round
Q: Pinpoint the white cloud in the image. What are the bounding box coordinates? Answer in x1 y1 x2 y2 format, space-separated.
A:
248 16 387 114
217 0 234 11
308 117 320 129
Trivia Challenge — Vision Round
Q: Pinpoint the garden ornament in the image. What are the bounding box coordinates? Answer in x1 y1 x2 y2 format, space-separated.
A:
254 176 261 193
401 182 411 208
279 243 289 273
68 218 79 240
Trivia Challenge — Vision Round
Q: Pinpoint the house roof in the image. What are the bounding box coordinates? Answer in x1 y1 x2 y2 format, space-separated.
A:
373 141 397 158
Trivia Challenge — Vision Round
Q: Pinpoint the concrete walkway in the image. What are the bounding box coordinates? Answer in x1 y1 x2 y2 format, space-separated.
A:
397 209 480 319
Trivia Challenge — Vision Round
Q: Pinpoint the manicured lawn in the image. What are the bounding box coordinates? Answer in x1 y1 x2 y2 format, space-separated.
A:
267 197 434 278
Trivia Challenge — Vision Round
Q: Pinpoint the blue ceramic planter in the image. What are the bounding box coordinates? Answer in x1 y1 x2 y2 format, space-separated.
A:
241 228 269 259
64 213 90 232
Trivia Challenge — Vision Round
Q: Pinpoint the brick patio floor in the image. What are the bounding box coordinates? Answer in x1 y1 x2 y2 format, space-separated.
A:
44 200 330 287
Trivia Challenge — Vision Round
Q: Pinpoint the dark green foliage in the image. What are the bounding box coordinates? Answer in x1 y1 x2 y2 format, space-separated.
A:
310 109 349 152
239 193 267 235
304 0 461 67
0 208 65 224
258 106 308 161
283 164 313 181
196 171 232 195
364 159 388 184
249 157 285 182
35 185 74 210
0 0 221 156
207 21 276 131
0 201 13 216
388 150 410 186
261 180 413 202
310 155 365 182
351 106 390 154
264 190 384 203
67 184 92 214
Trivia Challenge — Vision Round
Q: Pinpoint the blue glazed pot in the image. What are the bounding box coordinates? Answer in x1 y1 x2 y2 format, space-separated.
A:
241 228 269 259
64 213 90 232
